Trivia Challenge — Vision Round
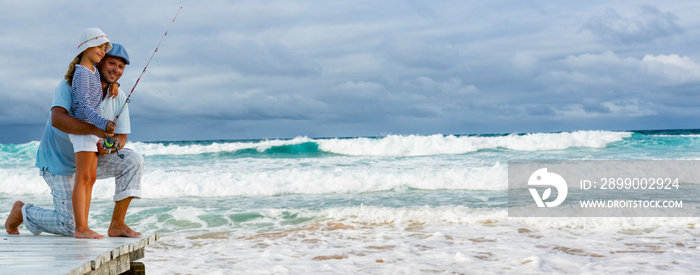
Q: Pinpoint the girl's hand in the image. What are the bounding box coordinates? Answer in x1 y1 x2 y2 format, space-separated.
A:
106 121 117 134
109 83 119 99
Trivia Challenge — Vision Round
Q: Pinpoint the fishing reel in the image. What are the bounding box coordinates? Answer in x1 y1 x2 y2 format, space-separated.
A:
101 137 125 159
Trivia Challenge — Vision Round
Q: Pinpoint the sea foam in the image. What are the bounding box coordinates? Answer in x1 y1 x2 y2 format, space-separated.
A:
125 130 631 157
317 131 631 156
130 161 508 199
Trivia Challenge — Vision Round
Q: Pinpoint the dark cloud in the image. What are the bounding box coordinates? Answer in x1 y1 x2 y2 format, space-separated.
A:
583 5 683 44
381 35 460 70
526 105 557 117
582 101 612 114
2 1 700 144
201 40 321 77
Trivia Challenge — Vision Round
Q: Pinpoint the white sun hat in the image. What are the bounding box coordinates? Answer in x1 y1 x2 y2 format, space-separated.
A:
76 27 112 56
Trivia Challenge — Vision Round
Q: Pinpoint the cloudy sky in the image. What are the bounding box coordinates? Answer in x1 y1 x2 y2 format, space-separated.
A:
1 1 700 143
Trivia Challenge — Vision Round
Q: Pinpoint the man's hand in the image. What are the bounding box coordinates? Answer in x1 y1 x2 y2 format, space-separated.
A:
97 139 109 156
108 83 119 99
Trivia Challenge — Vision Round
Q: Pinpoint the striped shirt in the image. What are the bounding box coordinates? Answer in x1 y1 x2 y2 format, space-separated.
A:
71 64 109 131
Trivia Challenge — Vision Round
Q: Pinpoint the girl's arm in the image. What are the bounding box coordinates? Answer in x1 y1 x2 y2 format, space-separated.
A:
72 66 111 131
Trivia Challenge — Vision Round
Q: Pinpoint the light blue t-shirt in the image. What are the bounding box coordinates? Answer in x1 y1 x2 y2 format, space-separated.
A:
35 81 131 175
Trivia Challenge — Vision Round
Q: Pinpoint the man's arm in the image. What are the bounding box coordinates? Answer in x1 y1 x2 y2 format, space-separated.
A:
51 106 110 138
114 134 128 150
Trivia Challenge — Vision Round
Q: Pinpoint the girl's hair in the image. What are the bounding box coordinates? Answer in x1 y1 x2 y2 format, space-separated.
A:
64 53 83 84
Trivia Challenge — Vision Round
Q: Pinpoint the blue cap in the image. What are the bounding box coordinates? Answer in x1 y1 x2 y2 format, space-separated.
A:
106 43 130 65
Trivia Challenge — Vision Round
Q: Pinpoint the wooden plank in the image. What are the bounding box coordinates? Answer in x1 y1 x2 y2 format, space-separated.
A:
0 232 159 275
121 262 146 275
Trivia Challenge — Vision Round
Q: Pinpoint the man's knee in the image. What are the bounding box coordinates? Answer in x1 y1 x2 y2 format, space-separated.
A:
121 149 144 170
112 148 143 201
22 203 75 237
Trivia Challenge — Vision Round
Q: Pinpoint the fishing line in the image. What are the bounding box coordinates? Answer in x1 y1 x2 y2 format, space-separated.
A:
103 7 182 158
114 6 182 121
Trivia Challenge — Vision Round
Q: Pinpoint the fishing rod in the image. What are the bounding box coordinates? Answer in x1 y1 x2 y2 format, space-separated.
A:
102 7 182 158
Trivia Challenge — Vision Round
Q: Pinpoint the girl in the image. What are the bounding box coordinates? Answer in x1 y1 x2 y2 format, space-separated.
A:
64 28 118 239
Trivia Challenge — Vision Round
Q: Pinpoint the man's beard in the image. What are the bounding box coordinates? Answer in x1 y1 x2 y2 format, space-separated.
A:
101 72 118 84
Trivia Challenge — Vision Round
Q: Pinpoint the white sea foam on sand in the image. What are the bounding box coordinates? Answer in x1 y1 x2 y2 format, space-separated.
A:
140 207 700 274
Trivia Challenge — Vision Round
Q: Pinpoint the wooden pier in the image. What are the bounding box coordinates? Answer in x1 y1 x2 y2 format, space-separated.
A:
0 233 160 275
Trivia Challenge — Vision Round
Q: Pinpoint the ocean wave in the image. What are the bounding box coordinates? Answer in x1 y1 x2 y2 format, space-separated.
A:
3 154 506 198
317 131 631 156
127 136 316 156
128 162 508 199
0 167 49 195
0 141 40 167
646 134 700 138
127 131 632 157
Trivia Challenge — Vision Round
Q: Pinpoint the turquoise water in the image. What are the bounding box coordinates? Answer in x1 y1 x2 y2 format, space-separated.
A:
2 130 700 273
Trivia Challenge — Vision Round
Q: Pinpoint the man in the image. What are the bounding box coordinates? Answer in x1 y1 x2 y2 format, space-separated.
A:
4 43 143 238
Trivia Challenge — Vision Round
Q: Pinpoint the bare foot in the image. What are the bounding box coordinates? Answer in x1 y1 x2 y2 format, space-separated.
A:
108 223 142 238
5 201 24 235
74 228 105 239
